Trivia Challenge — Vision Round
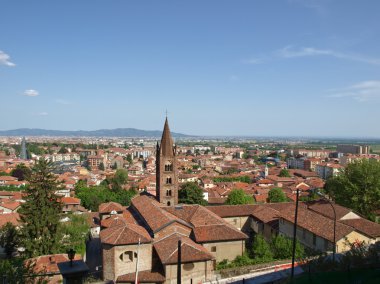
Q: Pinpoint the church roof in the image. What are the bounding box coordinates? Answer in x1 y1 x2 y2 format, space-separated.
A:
164 205 248 243
159 117 175 157
100 223 152 245
131 195 191 233
99 202 124 214
153 233 214 264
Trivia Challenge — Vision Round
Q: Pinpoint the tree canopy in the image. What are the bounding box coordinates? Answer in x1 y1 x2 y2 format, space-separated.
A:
268 187 288 203
225 189 254 205
279 168 291 177
19 159 62 258
11 163 31 181
178 182 207 206
325 159 380 221
0 222 20 258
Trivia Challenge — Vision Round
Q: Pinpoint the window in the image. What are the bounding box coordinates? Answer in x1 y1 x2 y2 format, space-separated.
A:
166 177 172 184
119 251 133 262
167 201 171 206
165 163 173 171
211 246 216 252
166 190 172 196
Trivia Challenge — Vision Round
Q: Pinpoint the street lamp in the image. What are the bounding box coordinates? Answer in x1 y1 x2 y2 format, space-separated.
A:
316 192 337 263
67 248 76 267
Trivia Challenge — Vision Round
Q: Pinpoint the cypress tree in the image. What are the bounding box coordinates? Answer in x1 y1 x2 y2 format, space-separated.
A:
19 159 62 258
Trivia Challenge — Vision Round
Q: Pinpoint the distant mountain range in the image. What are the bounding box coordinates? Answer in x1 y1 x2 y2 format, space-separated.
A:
0 128 190 138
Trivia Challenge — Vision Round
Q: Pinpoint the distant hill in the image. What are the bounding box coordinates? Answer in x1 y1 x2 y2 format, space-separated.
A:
0 128 190 138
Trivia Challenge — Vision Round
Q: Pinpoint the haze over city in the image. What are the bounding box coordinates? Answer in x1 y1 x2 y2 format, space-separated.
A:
1 0 380 137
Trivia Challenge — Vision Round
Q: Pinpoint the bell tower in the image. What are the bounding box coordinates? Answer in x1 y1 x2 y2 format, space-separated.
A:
156 117 178 206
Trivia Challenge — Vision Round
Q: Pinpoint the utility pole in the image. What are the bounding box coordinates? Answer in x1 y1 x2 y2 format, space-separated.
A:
177 240 182 284
135 238 141 284
291 188 300 279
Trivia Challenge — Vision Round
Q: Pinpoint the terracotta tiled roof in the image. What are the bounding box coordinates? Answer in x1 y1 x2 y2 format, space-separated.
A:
26 253 82 274
99 201 124 214
61 197 80 205
340 218 380 238
164 205 248 242
101 215 129 228
117 269 166 283
0 212 20 227
254 194 268 203
0 200 21 211
192 224 247 243
251 206 280 223
100 223 152 245
205 204 257 217
131 195 189 233
154 233 214 264
280 206 354 242
307 200 355 220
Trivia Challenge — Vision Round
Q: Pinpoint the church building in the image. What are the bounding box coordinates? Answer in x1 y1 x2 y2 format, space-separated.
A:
99 118 248 283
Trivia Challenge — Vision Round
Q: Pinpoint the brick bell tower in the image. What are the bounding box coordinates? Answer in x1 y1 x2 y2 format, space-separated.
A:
156 117 178 206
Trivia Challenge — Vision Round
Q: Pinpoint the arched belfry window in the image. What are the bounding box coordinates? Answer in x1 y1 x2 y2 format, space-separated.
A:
165 162 173 172
166 177 172 184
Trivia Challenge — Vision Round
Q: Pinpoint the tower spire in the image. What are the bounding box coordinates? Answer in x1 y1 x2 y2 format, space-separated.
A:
156 117 178 206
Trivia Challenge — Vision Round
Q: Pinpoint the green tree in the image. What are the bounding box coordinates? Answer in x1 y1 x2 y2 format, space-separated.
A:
325 159 380 220
57 214 90 256
270 234 304 259
110 169 129 192
268 187 288 203
225 189 254 205
178 182 207 205
0 222 20 258
99 162 105 171
279 168 291 177
58 146 68 154
11 163 31 181
251 234 273 261
19 159 62 258
126 154 133 164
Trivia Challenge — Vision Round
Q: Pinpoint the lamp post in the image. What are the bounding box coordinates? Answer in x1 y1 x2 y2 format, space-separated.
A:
67 248 76 267
291 188 300 279
317 192 337 263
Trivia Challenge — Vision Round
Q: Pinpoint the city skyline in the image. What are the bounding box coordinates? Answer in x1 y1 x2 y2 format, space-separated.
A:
1 0 380 137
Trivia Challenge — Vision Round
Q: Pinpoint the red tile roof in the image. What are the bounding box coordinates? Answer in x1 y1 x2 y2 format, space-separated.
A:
99 201 124 214
153 233 214 264
340 218 380 238
117 270 166 283
100 223 152 245
0 212 20 227
280 206 354 242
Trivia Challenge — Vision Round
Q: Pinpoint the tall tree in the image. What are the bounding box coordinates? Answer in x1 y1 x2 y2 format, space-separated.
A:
19 159 62 258
325 159 380 220
178 182 207 205
0 222 20 258
225 189 254 205
268 187 288 203
279 168 291 177
11 163 31 181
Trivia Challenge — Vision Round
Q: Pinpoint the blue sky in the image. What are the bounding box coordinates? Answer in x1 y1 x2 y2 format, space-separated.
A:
1 0 379 137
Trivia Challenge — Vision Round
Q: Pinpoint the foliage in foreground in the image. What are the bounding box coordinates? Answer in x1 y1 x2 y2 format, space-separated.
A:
217 234 305 270
325 159 380 221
